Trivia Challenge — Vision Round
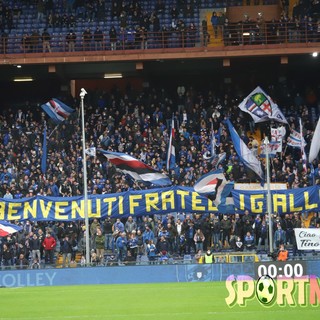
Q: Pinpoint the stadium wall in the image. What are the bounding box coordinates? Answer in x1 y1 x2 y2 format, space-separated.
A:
0 261 319 288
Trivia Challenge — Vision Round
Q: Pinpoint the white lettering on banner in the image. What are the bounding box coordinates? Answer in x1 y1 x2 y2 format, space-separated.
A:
0 272 57 287
234 183 287 191
294 228 320 250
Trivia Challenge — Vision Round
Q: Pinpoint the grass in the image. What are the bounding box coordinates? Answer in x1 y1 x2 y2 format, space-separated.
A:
0 282 318 320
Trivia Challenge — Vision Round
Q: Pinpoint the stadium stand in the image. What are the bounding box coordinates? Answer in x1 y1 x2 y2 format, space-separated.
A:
0 0 319 269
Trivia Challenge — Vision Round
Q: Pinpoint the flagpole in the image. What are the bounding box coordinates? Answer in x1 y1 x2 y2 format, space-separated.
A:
264 137 273 253
47 123 61 139
80 88 90 265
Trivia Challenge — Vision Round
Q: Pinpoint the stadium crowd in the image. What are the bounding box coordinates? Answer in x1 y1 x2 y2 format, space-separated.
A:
0 0 320 54
0 80 319 268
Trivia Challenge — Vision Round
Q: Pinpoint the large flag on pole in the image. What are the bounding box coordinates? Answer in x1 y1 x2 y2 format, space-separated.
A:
41 98 75 124
194 169 231 206
226 119 264 179
41 126 47 174
98 149 172 186
309 117 320 163
166 117 176 171
0 221 22 237
238 86 288 124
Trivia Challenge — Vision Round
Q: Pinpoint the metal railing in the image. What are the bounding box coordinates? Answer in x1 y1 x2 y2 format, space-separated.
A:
1 21 320 56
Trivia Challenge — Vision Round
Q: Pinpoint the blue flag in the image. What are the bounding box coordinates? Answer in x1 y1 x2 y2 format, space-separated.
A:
41 98 75 124
41 127 47 174
226 119 264 179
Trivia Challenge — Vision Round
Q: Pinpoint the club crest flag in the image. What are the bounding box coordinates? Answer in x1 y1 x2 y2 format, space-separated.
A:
238 86 288 124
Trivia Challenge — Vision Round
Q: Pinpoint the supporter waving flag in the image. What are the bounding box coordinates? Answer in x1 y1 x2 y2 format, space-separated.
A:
41 98 75 124
238 86 288 124
226 119 264 180
0 221 22 237
98 149 172 186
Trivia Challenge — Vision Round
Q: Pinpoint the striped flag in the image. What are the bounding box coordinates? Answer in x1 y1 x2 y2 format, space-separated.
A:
166 117 176 171
194 169 233 206
0 221 22 237
226 119 264 179
287 129 306 148
98 149 172 186
41 98 75 124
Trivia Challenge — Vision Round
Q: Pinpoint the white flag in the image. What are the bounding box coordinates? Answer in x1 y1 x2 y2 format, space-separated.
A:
238 86 288 124
287 129 306 148
271 127 286 153
85 147 96 157
309 117 320 163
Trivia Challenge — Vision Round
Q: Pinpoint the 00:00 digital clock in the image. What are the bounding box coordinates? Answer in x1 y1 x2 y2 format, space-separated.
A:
254 261 307 279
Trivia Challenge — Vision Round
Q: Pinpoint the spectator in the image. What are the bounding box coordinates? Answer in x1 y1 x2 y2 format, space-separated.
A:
277 244 288 261
42 28 51 53
109 26 117 51
66 29 76 52
82 28 92 51
94 27 104 50
42 232 56 264
193 228 205 252
116 232 127 265
94 228 105 264
15 253 29 269
60 235 72 267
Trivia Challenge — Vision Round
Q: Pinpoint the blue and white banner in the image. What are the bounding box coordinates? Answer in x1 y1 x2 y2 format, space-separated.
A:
0 185 319 221
232 185 319 215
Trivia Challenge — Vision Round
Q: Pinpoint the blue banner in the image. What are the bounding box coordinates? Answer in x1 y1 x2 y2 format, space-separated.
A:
0 187 229 221
1 186 319 221
232 186 319 214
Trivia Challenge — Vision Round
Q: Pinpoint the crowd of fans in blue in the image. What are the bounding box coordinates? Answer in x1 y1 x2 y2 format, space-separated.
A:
0 79 319 268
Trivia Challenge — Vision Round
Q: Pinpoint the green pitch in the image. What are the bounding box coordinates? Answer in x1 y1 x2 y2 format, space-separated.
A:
0 282 318 320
